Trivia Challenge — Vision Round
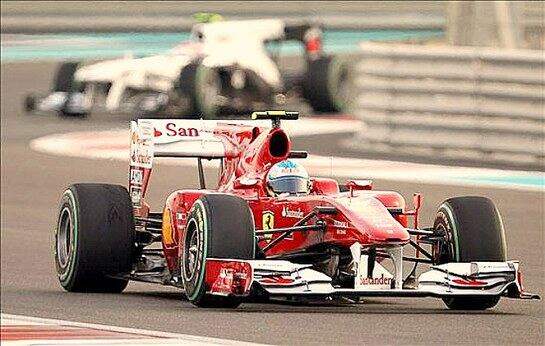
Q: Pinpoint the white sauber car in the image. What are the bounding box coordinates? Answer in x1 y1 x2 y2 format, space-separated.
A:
24 19 351 118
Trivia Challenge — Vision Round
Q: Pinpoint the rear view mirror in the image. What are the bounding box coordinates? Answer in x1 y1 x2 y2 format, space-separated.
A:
346 180 373 191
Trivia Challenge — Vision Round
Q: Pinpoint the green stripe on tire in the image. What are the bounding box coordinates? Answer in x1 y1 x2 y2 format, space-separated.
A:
60 189 79 285
187 199 208 302
440 203 460 262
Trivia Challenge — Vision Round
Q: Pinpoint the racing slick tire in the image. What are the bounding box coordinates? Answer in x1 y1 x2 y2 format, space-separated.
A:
23 94 37 113
179 63 221 119
433 196 507 310
181 194 255 308
55 184 135 293
52 62 88 117
53 62 79 92
303 55 351 113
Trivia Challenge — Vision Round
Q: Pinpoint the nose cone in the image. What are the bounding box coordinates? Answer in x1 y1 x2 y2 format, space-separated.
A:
335 196 410 244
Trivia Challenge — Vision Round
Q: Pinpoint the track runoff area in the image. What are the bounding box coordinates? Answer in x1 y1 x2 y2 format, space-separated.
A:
30 117 543 192
0 314 263 345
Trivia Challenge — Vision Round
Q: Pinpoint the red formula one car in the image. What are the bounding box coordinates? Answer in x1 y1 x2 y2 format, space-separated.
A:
54 111 539 309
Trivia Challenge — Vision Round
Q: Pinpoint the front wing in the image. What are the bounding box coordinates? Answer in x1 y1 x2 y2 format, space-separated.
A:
204 259 540 301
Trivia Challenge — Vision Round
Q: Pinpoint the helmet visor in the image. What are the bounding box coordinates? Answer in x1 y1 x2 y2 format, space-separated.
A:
269 176 308 194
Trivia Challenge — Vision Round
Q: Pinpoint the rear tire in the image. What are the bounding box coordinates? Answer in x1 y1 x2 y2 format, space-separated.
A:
303 55 351 113
433 196 507 310
179 63 221 119
181 194 255 308
55 184 135 293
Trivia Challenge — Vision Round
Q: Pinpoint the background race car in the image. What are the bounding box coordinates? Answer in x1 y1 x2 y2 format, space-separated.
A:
24 18 351 119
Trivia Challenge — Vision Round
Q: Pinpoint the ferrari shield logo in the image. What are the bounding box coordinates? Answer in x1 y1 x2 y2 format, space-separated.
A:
262 211 274 240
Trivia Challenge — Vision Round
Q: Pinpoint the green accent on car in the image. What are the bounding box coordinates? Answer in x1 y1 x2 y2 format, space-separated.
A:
192 12 224 23
61 189 79 285
327 56 349 111
187 199 208 302
441 203 460 262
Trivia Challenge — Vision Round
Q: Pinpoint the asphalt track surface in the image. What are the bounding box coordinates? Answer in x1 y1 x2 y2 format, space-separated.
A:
1 61 544 345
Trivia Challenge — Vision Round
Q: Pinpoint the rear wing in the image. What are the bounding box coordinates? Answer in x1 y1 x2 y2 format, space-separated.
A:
129 119 217 211
129 112 300 167
128 113 302 213
129 119 233 211
129 119 226 167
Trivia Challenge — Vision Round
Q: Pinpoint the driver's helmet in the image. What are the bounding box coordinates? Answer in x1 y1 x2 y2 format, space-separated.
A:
266 160 311 196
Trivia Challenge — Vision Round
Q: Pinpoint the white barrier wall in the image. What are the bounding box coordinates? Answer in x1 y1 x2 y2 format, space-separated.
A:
1 1 444 32
349 42 544 168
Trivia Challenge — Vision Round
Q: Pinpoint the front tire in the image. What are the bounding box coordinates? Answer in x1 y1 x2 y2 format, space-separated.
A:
433 196 507 310
24 94 36 113
55 184 135 292
181 194 255 308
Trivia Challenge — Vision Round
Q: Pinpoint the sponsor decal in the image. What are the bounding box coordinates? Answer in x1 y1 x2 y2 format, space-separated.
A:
281 206 304 219
129 123 153 169
130 168 143 185
211 268 235 294
164 123 200 137
262 210 274 241
359 274 393 287
208 261 252 296
333 220 349 228
475 263 511 271
162 208 174 245
130 186 142 207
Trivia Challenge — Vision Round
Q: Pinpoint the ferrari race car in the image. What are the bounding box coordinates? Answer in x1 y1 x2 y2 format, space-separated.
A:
54 111 539 309
25 19 350 119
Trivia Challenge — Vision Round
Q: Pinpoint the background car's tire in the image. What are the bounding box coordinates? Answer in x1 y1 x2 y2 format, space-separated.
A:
59 93 89 118
53 62 79 92
55 184 135 293
52 62 88 117
181 194 255 308
303 55 351 113
433 196 507 310
179 63 221 119
132 92 169 119
23 94 36 113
